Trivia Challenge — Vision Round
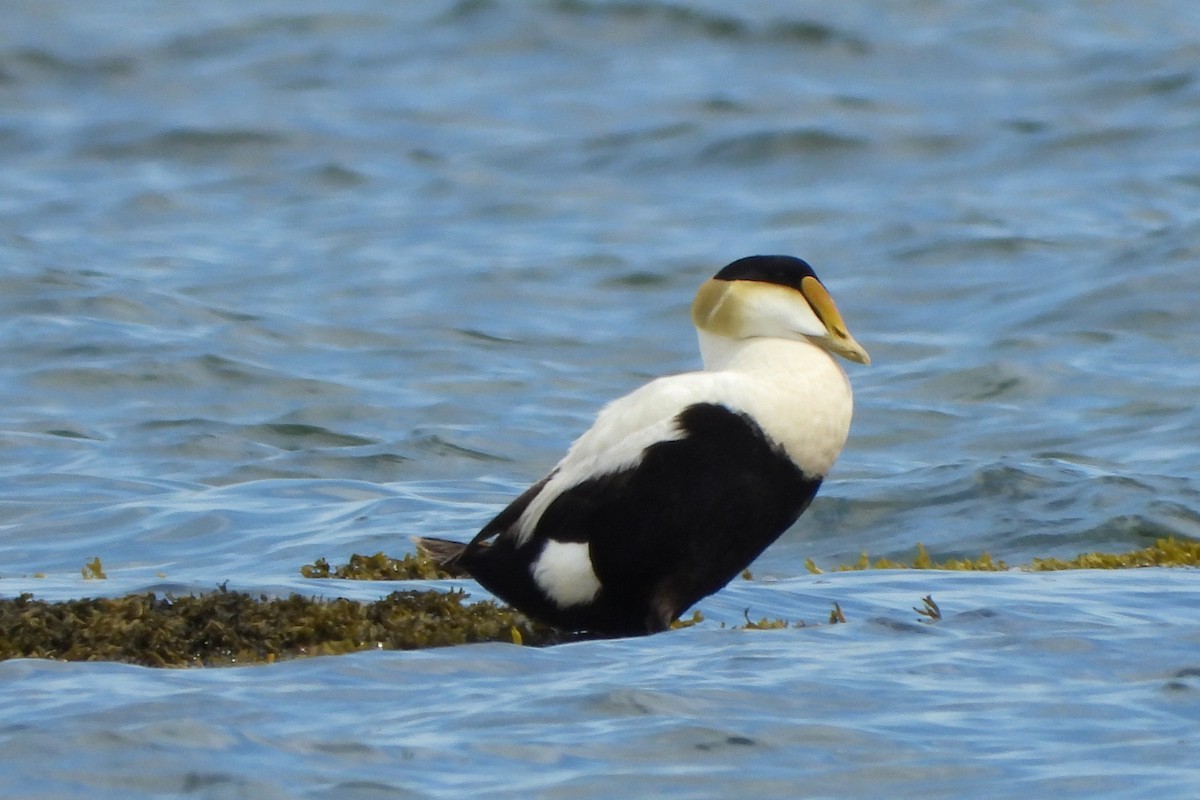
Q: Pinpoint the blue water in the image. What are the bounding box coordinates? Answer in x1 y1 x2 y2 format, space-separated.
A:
3 1 1200 797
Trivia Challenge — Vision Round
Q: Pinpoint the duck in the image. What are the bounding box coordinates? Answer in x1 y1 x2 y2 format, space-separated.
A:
416 254 869 636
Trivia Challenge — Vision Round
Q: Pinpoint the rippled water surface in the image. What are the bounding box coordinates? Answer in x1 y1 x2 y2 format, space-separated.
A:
3 1 1200 797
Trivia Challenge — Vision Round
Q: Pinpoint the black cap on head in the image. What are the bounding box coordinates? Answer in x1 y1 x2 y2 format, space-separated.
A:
713 255 819 292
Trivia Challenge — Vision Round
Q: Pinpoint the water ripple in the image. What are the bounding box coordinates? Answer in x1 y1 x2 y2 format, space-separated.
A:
3 1 1200 797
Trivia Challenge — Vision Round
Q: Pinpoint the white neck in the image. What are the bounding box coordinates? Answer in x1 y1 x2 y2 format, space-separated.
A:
697 329 831 373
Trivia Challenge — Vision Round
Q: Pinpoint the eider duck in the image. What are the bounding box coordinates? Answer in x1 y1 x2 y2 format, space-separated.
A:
416 255 869 636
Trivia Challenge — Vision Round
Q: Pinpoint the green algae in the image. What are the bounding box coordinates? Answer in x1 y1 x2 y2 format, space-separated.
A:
670 609 706 629
739 613 794 630
915 595 941 622
803 537 1200 573
300 551 454 581
721 601 845 631
1028 536 1200 570
0 587 558 667
81 557 107 580
806 543 1009 573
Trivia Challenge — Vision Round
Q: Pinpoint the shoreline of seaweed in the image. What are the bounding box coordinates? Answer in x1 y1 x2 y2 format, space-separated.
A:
1 537 1197 668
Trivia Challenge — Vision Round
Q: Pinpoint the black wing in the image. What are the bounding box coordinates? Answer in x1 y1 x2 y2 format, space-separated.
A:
532 403 822 626
463 472 554 551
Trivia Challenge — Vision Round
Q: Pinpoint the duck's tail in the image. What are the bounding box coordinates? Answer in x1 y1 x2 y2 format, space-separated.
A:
413 536 472 576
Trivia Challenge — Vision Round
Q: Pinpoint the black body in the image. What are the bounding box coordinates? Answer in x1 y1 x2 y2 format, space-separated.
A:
440 403 822 635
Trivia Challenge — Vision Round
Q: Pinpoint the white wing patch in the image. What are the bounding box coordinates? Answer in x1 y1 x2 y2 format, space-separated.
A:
531 540 601 608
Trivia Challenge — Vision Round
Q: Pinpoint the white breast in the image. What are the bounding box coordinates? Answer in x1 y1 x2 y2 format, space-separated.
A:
713 336 854 476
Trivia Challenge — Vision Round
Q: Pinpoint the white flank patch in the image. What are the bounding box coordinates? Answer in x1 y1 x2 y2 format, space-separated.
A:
531 540 601 608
